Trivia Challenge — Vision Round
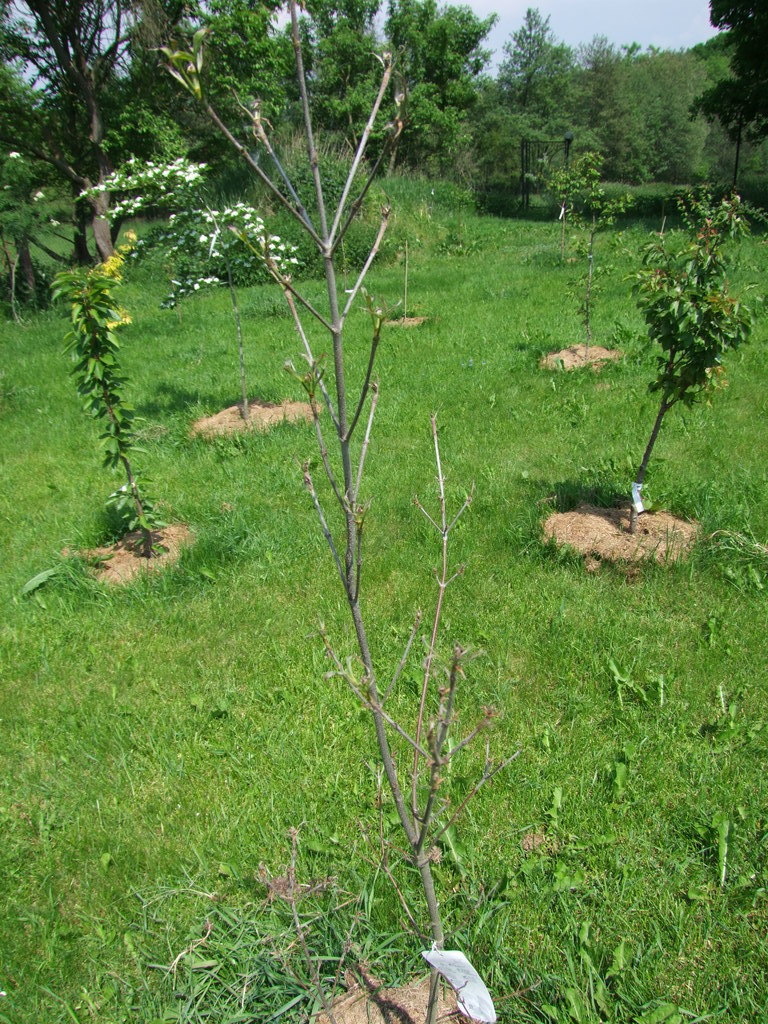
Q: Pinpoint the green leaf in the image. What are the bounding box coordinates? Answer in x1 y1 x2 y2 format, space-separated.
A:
635 1004 680 1024
21 567 59 595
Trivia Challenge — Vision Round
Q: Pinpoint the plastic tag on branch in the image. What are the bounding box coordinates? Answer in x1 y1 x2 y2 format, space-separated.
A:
631 482 645 514
421 949 497 1023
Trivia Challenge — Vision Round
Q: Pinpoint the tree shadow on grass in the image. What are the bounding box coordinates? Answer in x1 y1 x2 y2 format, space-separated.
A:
136 382 227 419
541 477 629 513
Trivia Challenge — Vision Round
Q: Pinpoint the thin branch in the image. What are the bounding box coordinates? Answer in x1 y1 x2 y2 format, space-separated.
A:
322 637 430 759
333 115 404 253
353 382 379 503
303 463 345 588
310 400 344 509
447 487 474 533
289 1 328 241
235 93 316 236
203 98 324 249
412 415 451 816
430 750 521 845
347 334 380 442
283 289 339 429
341 210 391 322
382 610 423 703
414 499 442 534
329 55 393 245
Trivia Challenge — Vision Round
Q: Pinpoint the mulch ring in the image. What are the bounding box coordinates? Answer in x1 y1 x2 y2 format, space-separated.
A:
76 524 193 585
190 399 313 438
316 974 458 1024
386 316 429 328
543 503 698 569
540 344 622 371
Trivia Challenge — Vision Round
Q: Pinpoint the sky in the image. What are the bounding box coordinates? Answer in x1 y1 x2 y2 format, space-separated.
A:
473 0 719 69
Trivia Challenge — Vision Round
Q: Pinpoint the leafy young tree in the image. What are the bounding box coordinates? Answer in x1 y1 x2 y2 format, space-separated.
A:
53 246 163 557
630 192 752 532
548 151 630 349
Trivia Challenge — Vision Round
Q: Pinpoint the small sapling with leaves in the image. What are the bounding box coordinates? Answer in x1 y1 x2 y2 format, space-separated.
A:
549 152 630 352
53 246 163 558
629 191 752 533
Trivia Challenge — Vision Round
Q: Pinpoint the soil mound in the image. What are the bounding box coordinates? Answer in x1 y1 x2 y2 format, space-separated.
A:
190 399 313 438
316 975 458 1024
543 503 697 567
541 344 622 371
78 524 193 584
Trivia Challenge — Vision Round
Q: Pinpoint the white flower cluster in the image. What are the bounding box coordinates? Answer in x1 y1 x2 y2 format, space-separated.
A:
137 202 301 308
82 157 208 220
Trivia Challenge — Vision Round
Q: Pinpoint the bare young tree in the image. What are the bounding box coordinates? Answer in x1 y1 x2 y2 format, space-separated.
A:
162 8 513 1020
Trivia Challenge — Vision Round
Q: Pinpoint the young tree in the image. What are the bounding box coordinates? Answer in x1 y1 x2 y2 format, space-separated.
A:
548 151 629 349
630 192 752 532
162 10 510 1021
53 245 162 557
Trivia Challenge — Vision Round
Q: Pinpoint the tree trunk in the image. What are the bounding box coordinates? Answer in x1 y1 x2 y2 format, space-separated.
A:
629 394 673 534
90 188 115 263
73 190 92 264
17 236 36 298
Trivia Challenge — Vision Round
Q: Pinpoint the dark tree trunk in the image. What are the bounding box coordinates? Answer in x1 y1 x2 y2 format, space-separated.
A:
73 190 92 264
17 237 36 297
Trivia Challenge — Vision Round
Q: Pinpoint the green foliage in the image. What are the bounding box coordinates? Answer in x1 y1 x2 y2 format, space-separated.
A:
52 259 162 553
548 151 632 344
498 7 574 126
696 1 768 142
385 0 496 175
634 191 752 409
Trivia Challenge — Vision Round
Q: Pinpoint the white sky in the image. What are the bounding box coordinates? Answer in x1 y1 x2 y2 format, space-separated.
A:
473 0 719 68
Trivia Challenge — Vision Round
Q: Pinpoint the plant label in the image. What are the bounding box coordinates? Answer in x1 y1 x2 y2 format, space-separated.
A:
421 949 497 1022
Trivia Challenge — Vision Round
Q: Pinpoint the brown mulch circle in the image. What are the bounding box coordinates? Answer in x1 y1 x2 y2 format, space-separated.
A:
79 524 193 585
540 344 622 371
316 975 459 1024
190 398 313 438
543 503 698 567
387 316 429 328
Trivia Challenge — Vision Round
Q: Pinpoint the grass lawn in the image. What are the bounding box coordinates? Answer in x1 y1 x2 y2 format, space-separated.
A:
1 185 767 1023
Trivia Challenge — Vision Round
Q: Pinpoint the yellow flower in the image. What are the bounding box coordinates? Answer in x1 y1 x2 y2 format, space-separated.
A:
98 251 125 280
106 307 132 329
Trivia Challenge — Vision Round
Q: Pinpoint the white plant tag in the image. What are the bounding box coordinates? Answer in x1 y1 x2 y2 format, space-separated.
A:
631 482 645 513
421 949 497 1023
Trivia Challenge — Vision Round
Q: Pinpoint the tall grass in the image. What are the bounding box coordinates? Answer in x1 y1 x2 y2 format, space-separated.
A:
1 196 766 1023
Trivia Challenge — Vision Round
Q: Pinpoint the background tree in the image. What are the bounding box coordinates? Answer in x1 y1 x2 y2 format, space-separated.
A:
498 6 573 134
0 0 147 261
695 0 768 145
385 0 496 175
299 0 383 151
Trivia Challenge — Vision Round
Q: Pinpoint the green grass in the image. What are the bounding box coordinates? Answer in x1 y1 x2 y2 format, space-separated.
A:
1 198 767 1024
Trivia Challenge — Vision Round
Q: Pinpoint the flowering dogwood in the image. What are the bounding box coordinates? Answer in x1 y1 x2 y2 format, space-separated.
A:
81 158 301 306
81 156 208 219
135 202 301 307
